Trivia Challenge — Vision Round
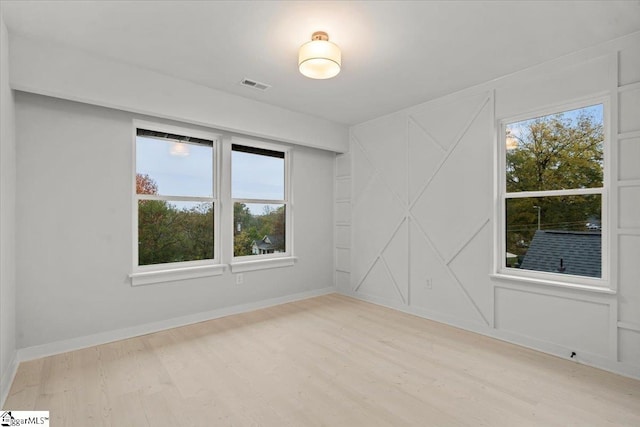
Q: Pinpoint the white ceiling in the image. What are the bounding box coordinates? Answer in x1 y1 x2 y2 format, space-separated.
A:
2 1 640 125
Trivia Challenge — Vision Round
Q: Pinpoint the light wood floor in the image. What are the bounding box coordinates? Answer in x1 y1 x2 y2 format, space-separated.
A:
4 293 640 426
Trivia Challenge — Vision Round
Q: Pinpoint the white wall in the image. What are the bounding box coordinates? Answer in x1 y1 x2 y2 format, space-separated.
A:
338 32 640 379
14 92 335 351
9 35 349 153
0 10 18 405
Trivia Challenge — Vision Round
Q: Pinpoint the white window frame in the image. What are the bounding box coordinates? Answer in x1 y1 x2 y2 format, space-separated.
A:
228 137 295 273
492 96 612 293
130 120 224 285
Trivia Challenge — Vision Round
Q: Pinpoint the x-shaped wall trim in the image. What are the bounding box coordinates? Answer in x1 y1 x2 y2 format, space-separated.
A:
351 94 492 326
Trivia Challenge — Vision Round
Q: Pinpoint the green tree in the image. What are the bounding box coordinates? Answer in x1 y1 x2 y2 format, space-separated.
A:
182 203 214 260
137 174 214 265
232 203 286 256
506 111 603 193
138 199 182 265
233 203 255 256
266 206 286 251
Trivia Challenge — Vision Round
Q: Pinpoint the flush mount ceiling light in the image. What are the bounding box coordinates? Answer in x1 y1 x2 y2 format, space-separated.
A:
298 31 341 79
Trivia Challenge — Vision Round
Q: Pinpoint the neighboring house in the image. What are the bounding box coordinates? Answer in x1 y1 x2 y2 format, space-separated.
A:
251 235 285 255
520 230 601 278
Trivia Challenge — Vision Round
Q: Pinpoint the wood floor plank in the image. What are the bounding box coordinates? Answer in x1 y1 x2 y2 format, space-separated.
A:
3 294 639 426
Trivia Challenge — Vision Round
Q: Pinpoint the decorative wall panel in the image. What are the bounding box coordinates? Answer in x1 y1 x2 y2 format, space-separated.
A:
351 91 493 325
342 34 640 378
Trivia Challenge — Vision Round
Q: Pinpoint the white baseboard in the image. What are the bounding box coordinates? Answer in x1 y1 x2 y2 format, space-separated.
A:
489 328 640 381
339 289 640 381
18 286 336 363
1 351 18 408
339 289 489 335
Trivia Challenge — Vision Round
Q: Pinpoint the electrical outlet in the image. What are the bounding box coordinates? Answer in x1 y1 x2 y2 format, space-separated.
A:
425 278 432 289
236 273 244 285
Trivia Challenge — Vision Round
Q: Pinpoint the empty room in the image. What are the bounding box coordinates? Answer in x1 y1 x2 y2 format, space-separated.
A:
1 1 640 425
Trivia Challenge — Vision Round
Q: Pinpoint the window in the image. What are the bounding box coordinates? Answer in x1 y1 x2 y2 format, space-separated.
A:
498 101 607 287
131 124 294 283
231 143 289 260
134 125 219 272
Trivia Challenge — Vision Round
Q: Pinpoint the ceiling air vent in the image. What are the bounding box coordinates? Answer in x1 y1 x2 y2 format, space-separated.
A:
240 78 271 91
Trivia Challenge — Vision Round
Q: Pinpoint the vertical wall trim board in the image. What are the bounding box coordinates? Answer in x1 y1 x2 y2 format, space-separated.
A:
491 285 497 330
333 153 338 290
407 217 412 307
336 149 353 291
611 301 620 362
405 117 411 306
489 89 497 329
609 50 621 361
405 116 410 206
609 51 620 293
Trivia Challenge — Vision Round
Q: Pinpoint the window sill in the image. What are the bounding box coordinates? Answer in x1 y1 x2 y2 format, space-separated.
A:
130 264 226 286
490 273 615 294
230 256 297 273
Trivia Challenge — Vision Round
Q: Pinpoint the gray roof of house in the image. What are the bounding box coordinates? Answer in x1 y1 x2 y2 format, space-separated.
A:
253 235 284 251
520 230 601 278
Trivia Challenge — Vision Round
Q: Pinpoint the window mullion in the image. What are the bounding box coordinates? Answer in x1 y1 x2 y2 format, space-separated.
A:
505 187 603 199
232 198 286 205
137 194 215 202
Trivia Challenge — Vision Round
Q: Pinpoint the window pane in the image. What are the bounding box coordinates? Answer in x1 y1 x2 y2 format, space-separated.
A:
232 146 284 200
505 195 601 278
136 135 213 197
234 203 285 257
138 201 214 265
505 104 603 193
